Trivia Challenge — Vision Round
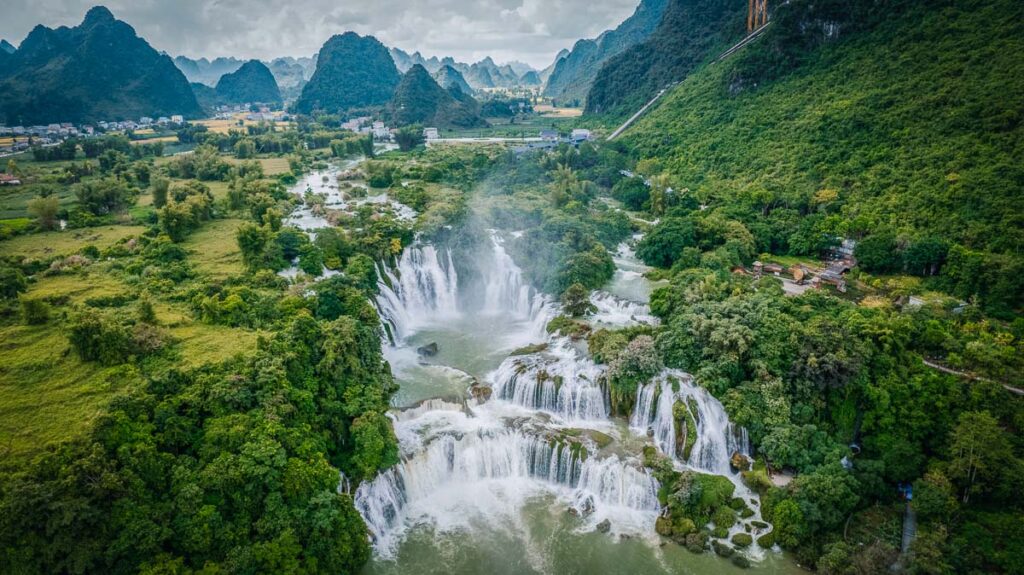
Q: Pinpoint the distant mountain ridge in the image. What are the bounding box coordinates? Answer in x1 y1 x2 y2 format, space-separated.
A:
432 65 474 95
292 32 401 114
0 39 14 54
0 6 202 124
388 48 537 90
543 0 668 106
173 56 244 86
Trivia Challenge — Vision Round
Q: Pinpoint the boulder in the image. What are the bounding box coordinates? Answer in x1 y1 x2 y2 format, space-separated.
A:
417 342 439 356
596 519 611 533
469 384 492 401
731 555 751 569
730 451 752 472
731 533 753 548
712 540 734 558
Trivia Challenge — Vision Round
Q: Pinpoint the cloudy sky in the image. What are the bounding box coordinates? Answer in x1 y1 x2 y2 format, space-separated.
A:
0 0 641 68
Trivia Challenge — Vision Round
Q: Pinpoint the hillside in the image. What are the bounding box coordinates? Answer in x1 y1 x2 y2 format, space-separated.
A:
0 39 14 54
388 64 487 129
585 0 744 115
0 6 202 124
214 59 282 104
625 0 1024 313
433 64 474 95
190 82 219 110
543 0 668 107
292 32 400 115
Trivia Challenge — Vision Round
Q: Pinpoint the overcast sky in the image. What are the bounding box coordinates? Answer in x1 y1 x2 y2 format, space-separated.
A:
0 0 641 68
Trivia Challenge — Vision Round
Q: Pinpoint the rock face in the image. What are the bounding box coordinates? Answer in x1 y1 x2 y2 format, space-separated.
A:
416 342 439 357
542 0 668 106
0 6 202 124
215 60 282 105
730 451 752 472
292 32 400 114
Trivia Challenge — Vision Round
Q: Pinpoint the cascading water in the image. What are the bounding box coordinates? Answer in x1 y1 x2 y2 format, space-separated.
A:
488 338 608 421
355 229 772 569
355 419 659 557
375 245 460 343
630 369 751 474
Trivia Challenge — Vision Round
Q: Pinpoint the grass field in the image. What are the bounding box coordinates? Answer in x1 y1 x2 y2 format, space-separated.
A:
534 105 584 118
182 217 245 279
227 156 291 176
196 116 293 135
0 225 145 259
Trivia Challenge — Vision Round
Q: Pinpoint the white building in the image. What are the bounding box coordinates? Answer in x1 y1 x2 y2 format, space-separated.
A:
423 127 440 140
571 128 592 142
170 115 184 123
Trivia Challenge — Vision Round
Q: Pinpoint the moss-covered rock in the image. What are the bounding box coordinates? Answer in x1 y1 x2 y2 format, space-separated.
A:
731 555 751 569
684 531 707 554
756 531 776 548
655 515 674 536
712 540 734 557
751 520 768 529
731 533 753 547
713 506 736 530
729 497 746 510
740 507 755 519
509 342 548 356
712 526 730 539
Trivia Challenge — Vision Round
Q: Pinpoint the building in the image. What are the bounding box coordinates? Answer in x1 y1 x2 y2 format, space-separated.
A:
423 127 440 140
571 128 592 142
170 115 184 123
0 174 22 186
540 130 558 142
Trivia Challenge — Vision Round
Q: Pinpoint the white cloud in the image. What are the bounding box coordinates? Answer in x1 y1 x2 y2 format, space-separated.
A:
0 0 641 68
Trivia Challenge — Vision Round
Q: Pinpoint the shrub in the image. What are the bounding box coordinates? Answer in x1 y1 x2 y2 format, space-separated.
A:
0 265 27 300
731 533 753 547
19 296 50 325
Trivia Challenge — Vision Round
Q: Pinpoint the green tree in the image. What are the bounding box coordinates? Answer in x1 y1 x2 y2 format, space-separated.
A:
561 282 596 317
27 195 60 230
947 411 1013 503
150 175 170 208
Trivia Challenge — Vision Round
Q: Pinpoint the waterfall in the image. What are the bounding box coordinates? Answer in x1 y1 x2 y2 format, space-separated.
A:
375 245 460 343
589 290 659 327
354 428 658 556
488 338 608 421
631 369 751 474
482 232 555 336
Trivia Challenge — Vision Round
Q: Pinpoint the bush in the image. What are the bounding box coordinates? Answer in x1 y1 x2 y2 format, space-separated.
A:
731 533 753 547
0 265 27 300
66 309 136 365
19 296 50 325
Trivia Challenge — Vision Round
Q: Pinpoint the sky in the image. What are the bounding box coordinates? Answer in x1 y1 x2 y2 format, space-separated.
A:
0 0 642 68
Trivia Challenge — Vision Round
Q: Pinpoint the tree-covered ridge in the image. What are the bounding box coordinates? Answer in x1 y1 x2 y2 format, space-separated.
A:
624 0 1023 315
0 6 202 124
585 0 745 115
214 59 282 105
543 0 669 107
388 64 487 129
292 32 401 115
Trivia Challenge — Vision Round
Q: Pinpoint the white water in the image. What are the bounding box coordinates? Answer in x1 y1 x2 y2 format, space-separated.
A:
356 230 770 567
488 338 608 422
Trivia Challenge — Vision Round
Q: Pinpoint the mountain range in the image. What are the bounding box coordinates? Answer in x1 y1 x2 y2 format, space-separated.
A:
543 0 668 106
0 6 201 125
388 48 537 91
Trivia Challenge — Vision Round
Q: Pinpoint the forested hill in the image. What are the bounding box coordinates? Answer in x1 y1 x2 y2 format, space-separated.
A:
623 0 1024 315
0 6 202 124
291 32 400 115
542 0 668 107
585 0 745 115
388 64 487 129
214 59 282 105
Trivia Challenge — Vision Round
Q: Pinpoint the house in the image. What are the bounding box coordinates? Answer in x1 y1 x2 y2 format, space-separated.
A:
423 127 440 140
570 128 592 142
170 115 184 123
139 116 153 125
0 174 22 186
539 130 558 142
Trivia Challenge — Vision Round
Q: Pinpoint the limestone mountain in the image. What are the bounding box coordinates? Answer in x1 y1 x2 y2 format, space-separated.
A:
543 0 668 106
519 70 542 86
0 6 202 125
538 49 569 85
190 82 219 111
0 40 14 54
215 59 282 105
388 64 487 129
585 0 744 115
292 32 400 115
432 65 474 95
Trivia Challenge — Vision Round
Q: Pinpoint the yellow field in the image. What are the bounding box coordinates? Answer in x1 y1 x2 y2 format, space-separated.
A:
0 225 146 259
196 115 293 134
535 105 584 118
182 217 246 279
227 156 291 176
